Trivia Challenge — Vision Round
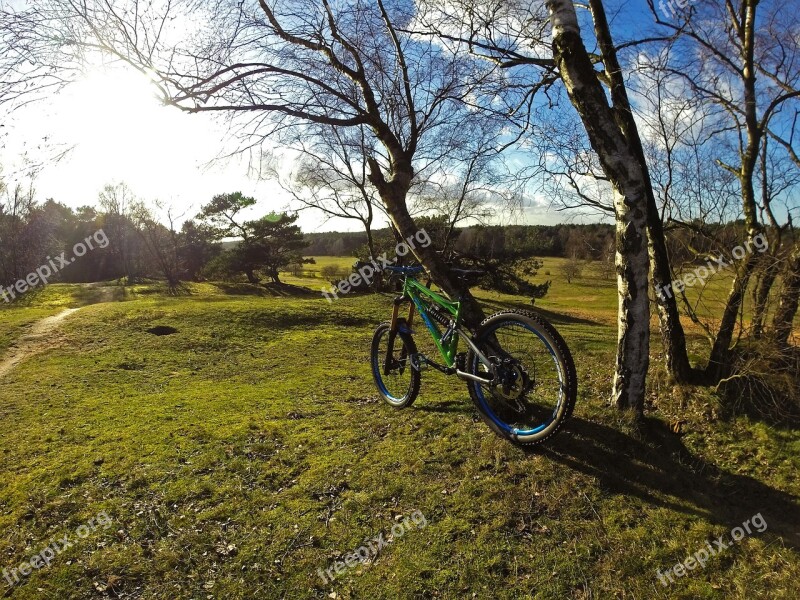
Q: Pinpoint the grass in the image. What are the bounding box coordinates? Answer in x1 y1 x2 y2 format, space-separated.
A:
0 263 798 599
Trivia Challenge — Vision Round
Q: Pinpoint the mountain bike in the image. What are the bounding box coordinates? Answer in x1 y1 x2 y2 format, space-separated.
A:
370 265 577 446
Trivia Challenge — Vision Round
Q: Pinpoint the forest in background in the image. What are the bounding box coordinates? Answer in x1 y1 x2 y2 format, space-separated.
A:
1 181 769 289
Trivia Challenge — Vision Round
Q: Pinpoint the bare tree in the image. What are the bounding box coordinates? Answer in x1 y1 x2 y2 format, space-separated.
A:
131 200 184 290
647 0 800 378
413 118 516 257
98 182 138 284
750 138 799 337
772 243 800 347
261 125 386 261
0 0 517 325
0 172 38 285
596 234 615 280
414 0 652 411
559 253 582 284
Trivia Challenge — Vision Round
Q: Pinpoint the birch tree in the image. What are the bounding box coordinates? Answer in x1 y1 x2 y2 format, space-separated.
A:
546 0 651 411
650 0 800 378
414 0 652 410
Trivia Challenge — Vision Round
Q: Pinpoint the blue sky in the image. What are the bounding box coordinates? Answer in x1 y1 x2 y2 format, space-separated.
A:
1 0 796 230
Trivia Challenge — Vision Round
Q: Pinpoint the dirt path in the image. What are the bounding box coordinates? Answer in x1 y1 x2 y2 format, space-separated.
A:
0 308 81 379
0 284 123 379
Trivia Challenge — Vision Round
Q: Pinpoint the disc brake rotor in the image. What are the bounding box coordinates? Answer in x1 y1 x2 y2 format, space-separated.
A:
491 359 533 414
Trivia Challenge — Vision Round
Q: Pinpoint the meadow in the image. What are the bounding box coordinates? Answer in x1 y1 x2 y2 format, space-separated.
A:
0 258 798 599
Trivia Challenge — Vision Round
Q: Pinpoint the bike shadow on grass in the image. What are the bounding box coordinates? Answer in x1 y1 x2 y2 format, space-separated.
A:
414 400 472 415
538 416 800 549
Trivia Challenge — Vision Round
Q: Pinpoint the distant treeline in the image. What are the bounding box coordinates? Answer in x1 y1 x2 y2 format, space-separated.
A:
0 182 769 294
305 221 766 268
306 224 617 259
0 188 309 290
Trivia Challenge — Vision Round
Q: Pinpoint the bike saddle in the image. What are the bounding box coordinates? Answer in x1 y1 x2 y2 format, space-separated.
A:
384 265 425 275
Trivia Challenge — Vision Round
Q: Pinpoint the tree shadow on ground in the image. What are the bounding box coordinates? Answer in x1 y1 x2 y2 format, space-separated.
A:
212 282 318 298
537 416 800 549
262 282 319 297
479 298 602 327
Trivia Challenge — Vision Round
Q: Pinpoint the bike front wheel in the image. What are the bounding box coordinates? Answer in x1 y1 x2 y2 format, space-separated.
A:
371 321 421 408
466 309 577 446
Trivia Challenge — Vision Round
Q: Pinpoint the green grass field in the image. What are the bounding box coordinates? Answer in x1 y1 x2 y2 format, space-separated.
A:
0 260 798 599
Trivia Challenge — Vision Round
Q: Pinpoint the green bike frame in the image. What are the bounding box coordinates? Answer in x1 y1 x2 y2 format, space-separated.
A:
387 267 494 380
399 276 462 368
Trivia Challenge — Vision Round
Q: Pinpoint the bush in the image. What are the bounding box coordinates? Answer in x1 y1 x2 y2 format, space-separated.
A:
452 254 551 299
320 265 342 279
286 262 304 276
720 342 800 425
202 251 245 282
559 255 582 283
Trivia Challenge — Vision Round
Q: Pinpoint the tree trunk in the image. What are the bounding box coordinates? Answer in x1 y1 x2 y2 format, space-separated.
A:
367 158 486 330
548 0 651 413
772 245 800 347
704 58 762 377
752 258 780 337
364 223 383 292
703 0 764 378
651 226 695 381
705 250 759 379
245 269 260 284
587 0 694 384
365 226 377 262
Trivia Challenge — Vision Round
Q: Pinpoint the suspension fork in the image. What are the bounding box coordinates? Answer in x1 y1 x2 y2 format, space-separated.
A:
389 294 415 333
385 295 415 375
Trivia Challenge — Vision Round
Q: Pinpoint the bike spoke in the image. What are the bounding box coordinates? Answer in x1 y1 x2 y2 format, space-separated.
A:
474 321 565 434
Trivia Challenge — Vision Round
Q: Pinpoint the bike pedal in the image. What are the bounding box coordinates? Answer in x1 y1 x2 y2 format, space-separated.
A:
455 352 467 371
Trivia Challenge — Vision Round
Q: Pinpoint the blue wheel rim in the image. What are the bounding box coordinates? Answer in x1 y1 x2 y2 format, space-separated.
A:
372 329 411 403
472 321 564 437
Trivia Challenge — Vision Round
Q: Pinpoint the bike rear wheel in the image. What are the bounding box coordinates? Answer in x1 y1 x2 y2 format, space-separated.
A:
371 321 421 408
466 310 576 446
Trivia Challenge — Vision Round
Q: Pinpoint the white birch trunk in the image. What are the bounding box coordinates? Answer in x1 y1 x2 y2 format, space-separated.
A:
547 0 651 412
